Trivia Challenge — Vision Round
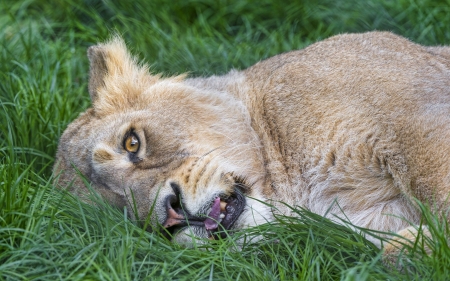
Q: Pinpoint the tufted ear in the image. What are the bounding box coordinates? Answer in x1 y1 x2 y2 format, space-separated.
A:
86 37 159 114
87 37 145 103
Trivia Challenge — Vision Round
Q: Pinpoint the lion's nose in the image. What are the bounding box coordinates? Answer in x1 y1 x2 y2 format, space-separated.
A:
162 194 186 228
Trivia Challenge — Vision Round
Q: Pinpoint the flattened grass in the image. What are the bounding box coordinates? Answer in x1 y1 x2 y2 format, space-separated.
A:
1 0 450 280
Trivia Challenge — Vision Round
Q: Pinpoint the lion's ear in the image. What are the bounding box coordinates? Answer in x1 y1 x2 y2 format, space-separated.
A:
86 37 155 114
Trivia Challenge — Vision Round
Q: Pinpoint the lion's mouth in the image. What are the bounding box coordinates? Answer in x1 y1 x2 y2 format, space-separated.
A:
162 188 246 240
204 191 246 239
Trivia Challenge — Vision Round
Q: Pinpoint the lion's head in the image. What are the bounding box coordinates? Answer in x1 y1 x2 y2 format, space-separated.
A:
53 37 272 243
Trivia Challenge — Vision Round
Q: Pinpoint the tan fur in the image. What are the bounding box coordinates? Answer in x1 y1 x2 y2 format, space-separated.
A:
54 32 450 250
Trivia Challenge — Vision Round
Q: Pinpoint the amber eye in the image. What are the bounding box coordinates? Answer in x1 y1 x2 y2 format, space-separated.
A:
124 133 140 153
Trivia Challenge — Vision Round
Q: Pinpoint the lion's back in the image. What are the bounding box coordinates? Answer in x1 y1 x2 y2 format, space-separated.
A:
240 31 450 234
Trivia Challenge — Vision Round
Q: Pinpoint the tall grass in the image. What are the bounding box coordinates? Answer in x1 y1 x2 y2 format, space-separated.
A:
1 0 450 280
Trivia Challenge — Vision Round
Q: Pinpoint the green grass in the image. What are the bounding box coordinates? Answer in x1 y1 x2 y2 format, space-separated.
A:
1 0 450 280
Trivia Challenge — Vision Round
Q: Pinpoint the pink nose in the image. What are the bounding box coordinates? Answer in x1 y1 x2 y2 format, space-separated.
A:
162 195 186 228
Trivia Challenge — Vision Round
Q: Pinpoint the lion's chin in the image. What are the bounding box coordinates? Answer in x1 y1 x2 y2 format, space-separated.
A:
169 209 248 246
170 226 211 246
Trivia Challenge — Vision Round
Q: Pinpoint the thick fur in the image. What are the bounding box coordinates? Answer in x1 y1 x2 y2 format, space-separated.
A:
54 32 450 247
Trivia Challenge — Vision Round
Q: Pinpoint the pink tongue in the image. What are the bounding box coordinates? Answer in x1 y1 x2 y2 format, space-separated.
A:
204 197 221 231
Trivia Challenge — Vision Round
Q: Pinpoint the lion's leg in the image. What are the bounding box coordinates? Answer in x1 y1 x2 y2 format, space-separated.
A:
382 225 432 265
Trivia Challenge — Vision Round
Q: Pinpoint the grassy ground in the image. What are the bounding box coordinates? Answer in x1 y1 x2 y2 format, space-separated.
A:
1 0 450 280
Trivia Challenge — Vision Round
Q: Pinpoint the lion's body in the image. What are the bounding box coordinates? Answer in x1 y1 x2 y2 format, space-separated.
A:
54 32 450 247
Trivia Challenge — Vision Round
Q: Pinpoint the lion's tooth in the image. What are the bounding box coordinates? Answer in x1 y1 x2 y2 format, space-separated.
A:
220 201 227 212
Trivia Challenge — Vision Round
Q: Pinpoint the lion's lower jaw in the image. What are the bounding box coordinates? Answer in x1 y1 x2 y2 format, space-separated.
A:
172 227 209 246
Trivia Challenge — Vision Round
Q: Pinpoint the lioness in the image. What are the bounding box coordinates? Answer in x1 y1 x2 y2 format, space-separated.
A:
54 32 450 250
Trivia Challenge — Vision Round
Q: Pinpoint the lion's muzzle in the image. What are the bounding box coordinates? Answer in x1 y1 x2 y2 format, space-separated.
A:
162 184 246 240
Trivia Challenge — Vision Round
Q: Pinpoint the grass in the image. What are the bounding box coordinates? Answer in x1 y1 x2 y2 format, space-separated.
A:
1 0 450 280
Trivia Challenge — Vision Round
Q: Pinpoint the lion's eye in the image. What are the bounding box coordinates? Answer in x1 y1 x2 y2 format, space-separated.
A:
124 133 140 153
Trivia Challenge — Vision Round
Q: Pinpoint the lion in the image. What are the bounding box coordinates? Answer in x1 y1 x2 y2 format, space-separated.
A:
54 31 450 252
